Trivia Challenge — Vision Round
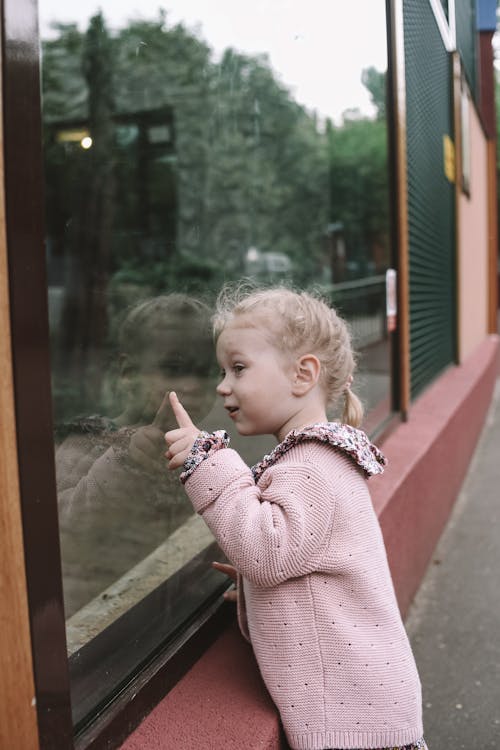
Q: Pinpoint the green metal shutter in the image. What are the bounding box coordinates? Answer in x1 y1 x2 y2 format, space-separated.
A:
455 0 478 98
404 0 456 398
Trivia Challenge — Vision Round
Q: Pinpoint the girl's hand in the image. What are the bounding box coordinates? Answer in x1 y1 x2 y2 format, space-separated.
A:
129 393 173 471
128 424 167 471
212 561 238 602
164 391 200 470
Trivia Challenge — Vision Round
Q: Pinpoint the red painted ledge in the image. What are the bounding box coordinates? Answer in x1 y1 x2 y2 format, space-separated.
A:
120 335 499 750
371 335 499 617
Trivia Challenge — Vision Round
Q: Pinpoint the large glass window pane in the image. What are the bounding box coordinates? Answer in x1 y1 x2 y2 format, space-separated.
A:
39 0 392 728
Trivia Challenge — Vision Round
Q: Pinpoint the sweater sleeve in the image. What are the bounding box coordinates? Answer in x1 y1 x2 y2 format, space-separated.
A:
183 447 335 587
236 573 251 643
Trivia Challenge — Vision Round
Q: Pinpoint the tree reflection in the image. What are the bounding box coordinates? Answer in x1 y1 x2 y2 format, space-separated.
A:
42 10 390 422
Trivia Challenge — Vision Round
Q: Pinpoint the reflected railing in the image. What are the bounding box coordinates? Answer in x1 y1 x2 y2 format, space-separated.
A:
324 274 387 348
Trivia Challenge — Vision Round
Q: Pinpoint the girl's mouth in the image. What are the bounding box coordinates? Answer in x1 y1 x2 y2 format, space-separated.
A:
225 406 239 419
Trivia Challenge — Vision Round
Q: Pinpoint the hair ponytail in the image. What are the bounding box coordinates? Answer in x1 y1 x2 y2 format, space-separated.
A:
342 387 364 428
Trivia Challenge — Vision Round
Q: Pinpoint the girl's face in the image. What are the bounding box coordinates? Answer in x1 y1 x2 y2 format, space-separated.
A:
216 320 299 440
119 321 215 426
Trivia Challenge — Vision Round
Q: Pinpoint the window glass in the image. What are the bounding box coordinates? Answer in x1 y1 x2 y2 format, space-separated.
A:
39 0 392 728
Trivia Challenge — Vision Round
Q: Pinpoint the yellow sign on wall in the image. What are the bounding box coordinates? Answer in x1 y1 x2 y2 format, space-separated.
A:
443 135 455 183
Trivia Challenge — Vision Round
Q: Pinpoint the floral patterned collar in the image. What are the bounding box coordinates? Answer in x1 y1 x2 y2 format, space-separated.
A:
251 422 387 482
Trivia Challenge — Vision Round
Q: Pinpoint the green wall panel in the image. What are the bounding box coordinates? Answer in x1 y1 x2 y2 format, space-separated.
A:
404 0 456 398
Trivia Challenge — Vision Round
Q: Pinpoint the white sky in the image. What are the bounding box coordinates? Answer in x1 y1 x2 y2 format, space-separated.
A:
39 0 388 123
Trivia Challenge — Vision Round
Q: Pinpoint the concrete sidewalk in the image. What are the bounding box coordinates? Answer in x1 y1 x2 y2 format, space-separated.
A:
406 377 500 749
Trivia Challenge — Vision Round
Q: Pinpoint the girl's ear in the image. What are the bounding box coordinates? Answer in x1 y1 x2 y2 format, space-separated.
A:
291 354 321 396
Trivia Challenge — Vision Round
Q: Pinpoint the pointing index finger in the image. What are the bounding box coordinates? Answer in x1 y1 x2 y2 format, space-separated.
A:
169 391 195 429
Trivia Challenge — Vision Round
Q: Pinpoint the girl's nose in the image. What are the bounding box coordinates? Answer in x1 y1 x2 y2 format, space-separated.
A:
216 377 231 396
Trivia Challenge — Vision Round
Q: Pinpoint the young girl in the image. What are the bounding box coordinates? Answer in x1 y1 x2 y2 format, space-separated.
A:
165 287 426 750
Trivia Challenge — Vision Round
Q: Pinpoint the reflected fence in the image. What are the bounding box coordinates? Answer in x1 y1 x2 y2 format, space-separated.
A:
322 274 387 350
47 274 388 355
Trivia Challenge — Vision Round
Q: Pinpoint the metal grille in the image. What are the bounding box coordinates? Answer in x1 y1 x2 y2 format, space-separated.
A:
455 0 477 96
404 0 456 398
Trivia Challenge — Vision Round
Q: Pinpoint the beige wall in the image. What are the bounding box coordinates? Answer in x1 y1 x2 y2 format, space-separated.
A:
458 95 489 362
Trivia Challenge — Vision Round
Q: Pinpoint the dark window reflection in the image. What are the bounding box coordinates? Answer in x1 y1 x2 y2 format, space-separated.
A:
40 5 393 727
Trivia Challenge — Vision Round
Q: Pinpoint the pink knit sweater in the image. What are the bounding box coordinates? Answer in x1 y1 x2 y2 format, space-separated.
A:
183 428 423 750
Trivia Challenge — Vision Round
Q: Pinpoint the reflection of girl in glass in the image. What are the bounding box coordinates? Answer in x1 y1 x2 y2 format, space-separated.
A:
166 286 427 750
56 294 215 616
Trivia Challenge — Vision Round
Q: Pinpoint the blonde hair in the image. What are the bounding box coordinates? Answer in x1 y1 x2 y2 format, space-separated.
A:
119 294 211 353
213 285 364 428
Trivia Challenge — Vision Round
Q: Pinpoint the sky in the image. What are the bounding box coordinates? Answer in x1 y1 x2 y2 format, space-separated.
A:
39 0 388 123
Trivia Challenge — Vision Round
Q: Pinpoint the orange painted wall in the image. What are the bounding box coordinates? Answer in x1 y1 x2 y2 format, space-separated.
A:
458 98 489 362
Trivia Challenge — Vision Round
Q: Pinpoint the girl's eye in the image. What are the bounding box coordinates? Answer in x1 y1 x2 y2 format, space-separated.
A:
233 364 245 375
219 369 226 379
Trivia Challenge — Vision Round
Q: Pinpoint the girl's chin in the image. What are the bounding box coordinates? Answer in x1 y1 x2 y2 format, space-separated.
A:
233 421 255 436
234 425 251 435
234 423 270 438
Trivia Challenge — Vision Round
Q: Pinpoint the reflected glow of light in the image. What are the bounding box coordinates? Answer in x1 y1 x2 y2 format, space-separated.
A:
246 246 259 262
81 136 93 149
